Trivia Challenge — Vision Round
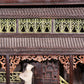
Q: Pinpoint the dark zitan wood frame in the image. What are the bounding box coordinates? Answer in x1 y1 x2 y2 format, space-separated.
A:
0 0 83 84
0 0 84 6
0 22 79 84
3 33 81 84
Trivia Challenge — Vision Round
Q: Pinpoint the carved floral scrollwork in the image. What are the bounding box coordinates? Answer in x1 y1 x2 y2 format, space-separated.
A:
59 55 70 74
0 55 70 74
0 55 69 73
10 56 21 73
73 55 84 69
0 56 6 71
21 55 58 62
2 55 84 74
8 55 59 73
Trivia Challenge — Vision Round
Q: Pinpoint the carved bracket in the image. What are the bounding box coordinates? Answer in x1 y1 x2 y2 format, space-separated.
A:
73 55 84 69
59 55 70 74
9 55 59 73
10 56 21 73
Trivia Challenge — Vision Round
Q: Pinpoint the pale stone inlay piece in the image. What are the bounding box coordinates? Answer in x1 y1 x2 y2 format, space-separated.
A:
19 64 34 84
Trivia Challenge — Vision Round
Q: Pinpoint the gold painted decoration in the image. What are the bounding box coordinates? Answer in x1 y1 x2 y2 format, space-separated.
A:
18 19 51 33
0 19 16 33
0 19 84 33
7 19 16 33
0 19 7 33
54 19 84 33
0 72 21 82
71 19 79 33
0 71 69 84
60 76 69 84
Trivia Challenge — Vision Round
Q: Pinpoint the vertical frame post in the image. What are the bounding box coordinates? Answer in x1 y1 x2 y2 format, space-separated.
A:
6 54 10 84
16 19 18 33
52 19 54 33
70 55 73 84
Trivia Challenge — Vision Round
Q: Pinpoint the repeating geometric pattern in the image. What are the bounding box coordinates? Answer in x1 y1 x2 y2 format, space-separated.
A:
0 19 84 33
54 19 84 33
0 72 21 82
0 19 16 33
18 19 52 33
0 72 68 83
42 60 59 84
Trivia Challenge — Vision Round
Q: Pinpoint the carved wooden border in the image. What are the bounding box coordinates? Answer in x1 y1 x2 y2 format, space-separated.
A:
0 55 84 73
0 8 84 19
9 55 59 72
59 55 70 74
0 1 84 6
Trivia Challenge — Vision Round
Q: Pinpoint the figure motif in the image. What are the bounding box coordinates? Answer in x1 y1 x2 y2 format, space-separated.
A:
19 64 34 84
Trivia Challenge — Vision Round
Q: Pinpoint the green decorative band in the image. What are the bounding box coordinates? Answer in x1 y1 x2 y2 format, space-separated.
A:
0 72 21 82
0 19 16 33
0 19 84 33
60 76 69 84
54 19 84 33
18 19 52 33
0 72 69 84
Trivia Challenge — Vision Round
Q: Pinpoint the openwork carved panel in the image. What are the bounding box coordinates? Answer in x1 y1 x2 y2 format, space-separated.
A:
59 56 70 74
2 55 84 74
42 60 59 84
18 19 51 33
0 55 69 74
0 72 21 83
0 19 84 33
73 55 84 69
21 55 58 62
54 19 84 33
9 55 58 73
10 56 21 73
54 19 70 33
0 19 16 33
0 55 70 75
0 56 6 71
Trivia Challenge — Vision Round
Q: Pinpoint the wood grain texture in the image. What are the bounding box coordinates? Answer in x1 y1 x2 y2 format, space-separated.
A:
0 0 83 6
0 0 83 3
70 55 73 84
6 55 10 84
0 34 83 55
0 8 84 19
